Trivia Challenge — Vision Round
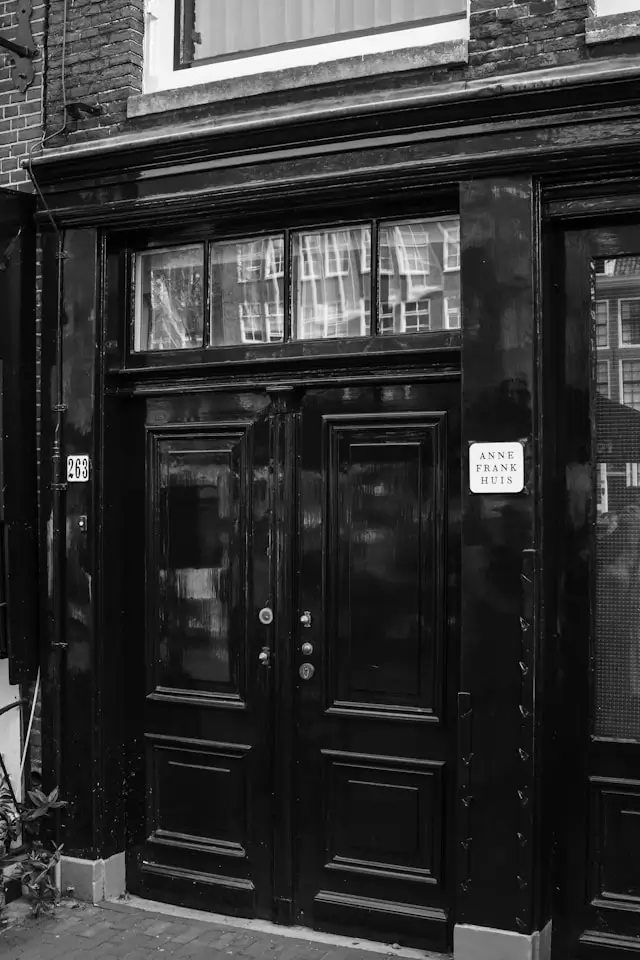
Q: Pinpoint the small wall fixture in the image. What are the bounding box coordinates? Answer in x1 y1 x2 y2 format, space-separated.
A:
0 1 38 93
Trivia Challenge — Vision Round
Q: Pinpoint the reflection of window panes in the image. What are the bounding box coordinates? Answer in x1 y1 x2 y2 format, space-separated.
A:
378 217 460 336
445 296 461 329
595 300 609 348
444 224 460 271
134 245 204 352
594 254 640 741
292 226 371 340
620 298 640 346
210 235 285 347
597 360 610 398
622 360 640 410
157 447 238 691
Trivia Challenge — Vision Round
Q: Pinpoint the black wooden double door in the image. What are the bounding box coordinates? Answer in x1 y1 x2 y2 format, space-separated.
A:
127 378 460 950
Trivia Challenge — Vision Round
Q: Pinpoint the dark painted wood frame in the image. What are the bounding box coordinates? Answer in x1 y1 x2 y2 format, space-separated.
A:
551 221 640 960
34 69 640 954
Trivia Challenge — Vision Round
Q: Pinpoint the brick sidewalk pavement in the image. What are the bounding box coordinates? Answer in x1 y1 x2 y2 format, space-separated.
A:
0 898 434 960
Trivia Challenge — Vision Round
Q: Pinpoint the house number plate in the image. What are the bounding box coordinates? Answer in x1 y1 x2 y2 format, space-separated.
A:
67 455 91 482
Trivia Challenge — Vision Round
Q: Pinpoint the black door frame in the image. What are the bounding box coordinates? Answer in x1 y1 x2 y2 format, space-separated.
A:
115 360 463 933
551 220 640 960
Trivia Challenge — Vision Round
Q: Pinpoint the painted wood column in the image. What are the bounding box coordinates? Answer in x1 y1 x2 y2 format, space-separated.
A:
41 228 126 898
456 178 550 959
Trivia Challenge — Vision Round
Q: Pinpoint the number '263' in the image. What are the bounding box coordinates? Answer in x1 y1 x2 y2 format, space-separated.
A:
67 456 90 483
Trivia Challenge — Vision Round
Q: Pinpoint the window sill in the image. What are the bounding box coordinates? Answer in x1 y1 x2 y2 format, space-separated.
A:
586 10 640 44
127 38 468 120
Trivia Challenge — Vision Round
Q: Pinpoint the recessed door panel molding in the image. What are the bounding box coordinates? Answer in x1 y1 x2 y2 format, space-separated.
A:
127 392 274 919
146 735 251 859
295 381 459 950
146 426 257 706
322 749 444 887
589 777 640 911
322 411 448 722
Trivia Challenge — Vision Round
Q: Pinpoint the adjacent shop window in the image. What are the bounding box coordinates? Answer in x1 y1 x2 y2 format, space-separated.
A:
594 256 640 739
133 216 461 352
134 245 204 351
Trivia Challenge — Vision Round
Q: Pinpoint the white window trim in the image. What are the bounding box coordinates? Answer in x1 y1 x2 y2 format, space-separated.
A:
395 225 431 278
596 0 640 14
595 299 609 350
596 358 610 398
400 300 431 333
444 297 461 329
300 234 323 281
619 357 640 409
324 232 350 278
144 0 468 95
239 302 265 342
264 237 284 280
443 226 460 272
236 240 263 284
618 296 640 348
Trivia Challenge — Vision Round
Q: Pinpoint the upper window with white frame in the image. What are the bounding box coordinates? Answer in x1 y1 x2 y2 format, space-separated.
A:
595 0 640 14
619 298 640 347
144 0 468 95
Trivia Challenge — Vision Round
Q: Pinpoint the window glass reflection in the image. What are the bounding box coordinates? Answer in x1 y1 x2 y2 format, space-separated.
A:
292 226 371 340
157 446 239 691
594 256 640 739
210 235 285 346
134 245 204 352
378 218 460 335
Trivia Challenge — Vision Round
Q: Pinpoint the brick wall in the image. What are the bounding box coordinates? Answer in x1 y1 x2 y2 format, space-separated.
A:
40 0 609 145
0 0 45 188
45 0 144 143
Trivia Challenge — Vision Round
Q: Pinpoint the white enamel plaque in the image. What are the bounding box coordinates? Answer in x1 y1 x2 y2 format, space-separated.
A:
469 441 524 494
67 455 91 483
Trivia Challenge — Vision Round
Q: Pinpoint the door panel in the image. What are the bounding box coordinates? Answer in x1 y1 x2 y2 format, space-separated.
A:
127 391 274 918
559 227 640 958
295 381 460 951
126 378 460 950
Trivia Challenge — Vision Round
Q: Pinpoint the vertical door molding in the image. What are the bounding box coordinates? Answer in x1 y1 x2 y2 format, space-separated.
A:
458 178 548 938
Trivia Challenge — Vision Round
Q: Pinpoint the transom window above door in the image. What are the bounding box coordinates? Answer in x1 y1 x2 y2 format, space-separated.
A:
144 0 468 94
132 217 461 353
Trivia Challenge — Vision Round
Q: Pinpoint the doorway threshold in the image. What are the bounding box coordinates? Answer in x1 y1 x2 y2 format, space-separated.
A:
116 895 450 959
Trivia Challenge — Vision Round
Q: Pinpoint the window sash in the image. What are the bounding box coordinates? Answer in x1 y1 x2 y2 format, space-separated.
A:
177 0 467 66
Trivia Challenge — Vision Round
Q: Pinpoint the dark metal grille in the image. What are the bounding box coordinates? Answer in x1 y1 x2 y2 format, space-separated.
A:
594 258 640 740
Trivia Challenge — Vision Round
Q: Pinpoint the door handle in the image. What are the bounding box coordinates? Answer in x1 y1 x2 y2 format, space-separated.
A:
258 646 271 666
300 611 312 628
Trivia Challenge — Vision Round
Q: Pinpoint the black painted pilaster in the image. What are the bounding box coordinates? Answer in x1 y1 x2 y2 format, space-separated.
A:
42 229 101 857
458 178 546 935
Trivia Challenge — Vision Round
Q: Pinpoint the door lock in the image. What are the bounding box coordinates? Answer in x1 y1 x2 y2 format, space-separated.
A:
300 611 312 628
299 662 315 680
258 607 273 625
258 646 271 666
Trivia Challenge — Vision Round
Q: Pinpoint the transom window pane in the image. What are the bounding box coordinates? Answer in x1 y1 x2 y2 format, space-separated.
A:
178 0 466 65
210 235 285 347
134 245 204 352
594 255 640 740
378 217 460 336
292 226 371 341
